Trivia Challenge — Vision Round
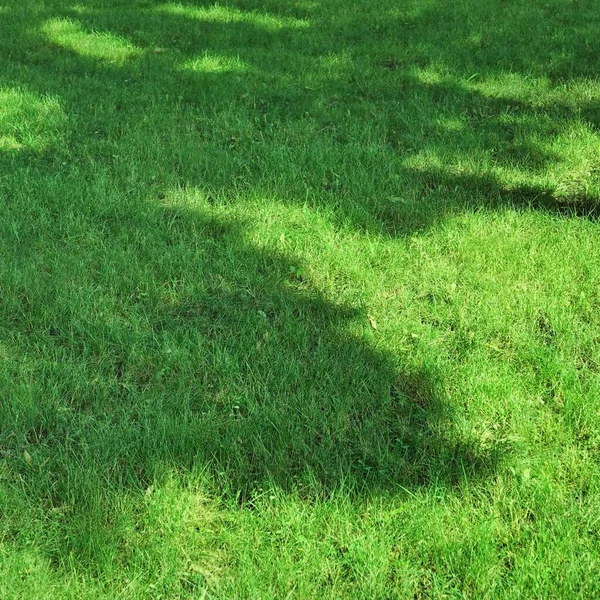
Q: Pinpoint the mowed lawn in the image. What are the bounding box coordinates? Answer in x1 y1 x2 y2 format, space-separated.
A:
1 0 600 597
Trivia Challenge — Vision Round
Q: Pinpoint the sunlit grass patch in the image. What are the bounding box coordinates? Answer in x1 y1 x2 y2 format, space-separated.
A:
41 17 141 62
179 53 249 74
0 87 65 152
0 544 96 599
157 2 310 31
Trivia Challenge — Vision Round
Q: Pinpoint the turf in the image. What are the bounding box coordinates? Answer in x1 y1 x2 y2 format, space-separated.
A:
1 0 600 597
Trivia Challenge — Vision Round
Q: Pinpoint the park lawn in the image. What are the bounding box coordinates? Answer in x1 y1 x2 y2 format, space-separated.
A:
1 0 600 597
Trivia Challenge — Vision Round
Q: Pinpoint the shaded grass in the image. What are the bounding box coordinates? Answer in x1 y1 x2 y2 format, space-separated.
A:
1 0 600 597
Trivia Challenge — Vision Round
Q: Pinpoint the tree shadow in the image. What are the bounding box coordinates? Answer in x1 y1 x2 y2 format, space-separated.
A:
2 0 599 237
2 196 498 514
1 1 599 576
0 0 595 501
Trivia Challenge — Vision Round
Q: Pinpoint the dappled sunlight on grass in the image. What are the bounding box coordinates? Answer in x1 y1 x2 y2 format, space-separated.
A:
157 2 310 30
179 53 249 74
0 87 65 152
392 66 600 205
0 135 23 151
465 73 600 116
1 0 600 596
0 543 92 598
41 17 141 62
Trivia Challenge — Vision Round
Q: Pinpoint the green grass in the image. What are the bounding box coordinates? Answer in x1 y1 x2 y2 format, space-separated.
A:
1 0 600 597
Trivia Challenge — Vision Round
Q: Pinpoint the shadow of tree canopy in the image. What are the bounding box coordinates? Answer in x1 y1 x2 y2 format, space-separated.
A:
1 188 496 502
0 0 598 512
2 0 599 234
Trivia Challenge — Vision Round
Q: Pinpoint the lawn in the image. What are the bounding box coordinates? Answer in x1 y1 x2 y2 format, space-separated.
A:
1 0 600 597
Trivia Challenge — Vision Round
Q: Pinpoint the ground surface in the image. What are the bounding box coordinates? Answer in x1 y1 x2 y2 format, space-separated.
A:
1 0 600 597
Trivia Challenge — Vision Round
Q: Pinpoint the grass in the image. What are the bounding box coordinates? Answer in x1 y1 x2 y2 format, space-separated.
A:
1 0 600 597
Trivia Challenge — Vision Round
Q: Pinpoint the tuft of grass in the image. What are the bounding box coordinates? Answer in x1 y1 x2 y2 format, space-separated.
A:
1 0 600 597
